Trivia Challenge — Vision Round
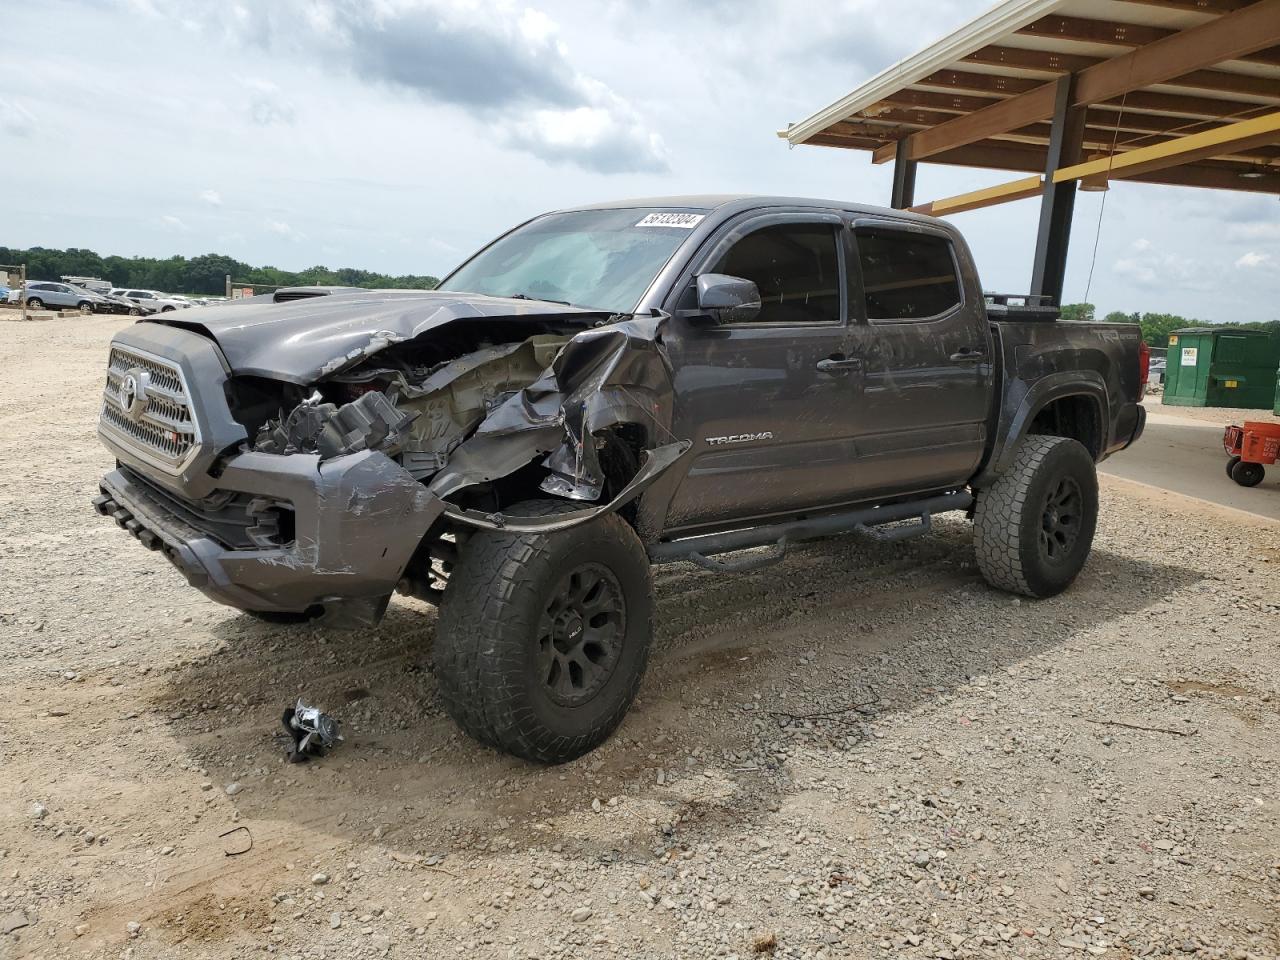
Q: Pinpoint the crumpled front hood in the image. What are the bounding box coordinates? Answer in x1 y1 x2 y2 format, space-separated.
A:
147 289 611 384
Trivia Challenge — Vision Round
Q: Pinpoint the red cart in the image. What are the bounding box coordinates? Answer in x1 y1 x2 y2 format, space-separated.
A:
1223 421 1280 487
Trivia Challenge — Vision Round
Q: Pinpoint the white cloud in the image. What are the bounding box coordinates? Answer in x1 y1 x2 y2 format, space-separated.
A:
159 215 189 231
199 188 223 206
241 78 297 126
266 219 303 240
130 0 666 174
0 97 35 138
1227 221 1280 243
1131 237 1151 252
1113 250 1213 292
1235 251 1273 270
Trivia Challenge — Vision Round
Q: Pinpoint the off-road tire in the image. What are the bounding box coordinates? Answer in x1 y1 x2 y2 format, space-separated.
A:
1230 460 1264 487
974 435 1098 598
434 500 654 764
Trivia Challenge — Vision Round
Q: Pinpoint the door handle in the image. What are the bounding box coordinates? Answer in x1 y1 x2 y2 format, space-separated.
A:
949 348 987 363
816 355 863 374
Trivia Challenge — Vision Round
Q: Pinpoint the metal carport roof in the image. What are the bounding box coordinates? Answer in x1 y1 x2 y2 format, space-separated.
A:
779 0 1280 195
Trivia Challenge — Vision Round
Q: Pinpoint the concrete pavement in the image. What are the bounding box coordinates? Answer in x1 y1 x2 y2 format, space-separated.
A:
1100 407 1280 523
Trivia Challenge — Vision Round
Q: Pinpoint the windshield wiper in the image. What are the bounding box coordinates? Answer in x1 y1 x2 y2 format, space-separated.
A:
506 292 572 306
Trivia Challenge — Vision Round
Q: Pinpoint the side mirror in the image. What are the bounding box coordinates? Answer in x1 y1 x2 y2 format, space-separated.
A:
694 273 760 325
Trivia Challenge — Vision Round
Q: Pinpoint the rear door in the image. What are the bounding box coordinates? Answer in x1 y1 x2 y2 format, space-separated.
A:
843 220 993 496
661 211 864 530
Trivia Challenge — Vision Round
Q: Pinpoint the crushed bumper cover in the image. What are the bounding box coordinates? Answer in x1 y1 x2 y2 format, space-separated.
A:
96 450 446 629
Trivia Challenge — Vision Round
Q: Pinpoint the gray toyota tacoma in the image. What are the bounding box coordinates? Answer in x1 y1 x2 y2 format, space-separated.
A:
95 195 1147 763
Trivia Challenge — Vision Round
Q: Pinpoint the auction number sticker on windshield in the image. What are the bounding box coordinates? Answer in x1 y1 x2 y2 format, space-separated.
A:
635 212 705 229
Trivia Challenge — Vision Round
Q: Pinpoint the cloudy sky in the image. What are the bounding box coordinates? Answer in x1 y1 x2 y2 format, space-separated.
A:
3 0 1277 322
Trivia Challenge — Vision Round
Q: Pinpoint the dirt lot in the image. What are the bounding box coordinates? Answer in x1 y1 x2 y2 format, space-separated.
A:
1 317 1277 960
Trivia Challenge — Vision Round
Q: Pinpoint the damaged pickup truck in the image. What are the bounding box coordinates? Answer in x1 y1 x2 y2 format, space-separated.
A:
95 195 1147 763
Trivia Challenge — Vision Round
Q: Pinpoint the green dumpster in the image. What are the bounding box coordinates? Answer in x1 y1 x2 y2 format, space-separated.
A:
1162 328 1280 409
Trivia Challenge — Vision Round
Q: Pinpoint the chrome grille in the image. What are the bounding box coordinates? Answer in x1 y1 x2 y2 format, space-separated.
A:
100 346 198 470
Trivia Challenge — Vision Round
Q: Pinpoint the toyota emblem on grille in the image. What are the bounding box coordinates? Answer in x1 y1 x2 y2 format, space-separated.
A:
120 368 149 422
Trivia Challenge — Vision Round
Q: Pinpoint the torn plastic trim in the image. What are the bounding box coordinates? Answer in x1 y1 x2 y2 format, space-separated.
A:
442 440 690 533
427 314 678 501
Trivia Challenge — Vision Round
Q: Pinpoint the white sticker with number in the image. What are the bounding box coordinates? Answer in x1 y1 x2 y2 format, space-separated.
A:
635 212 705 229
1181 347 1198 366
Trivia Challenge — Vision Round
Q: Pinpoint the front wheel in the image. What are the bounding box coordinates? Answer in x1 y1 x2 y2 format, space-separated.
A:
1226 455 1242 478
161 305 175 312
973 435 1099 598
78 301 93 315
128 307 142 316
434 500 654 763
1231 460 1265 487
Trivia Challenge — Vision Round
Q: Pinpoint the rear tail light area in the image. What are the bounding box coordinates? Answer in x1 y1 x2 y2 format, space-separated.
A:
1138 339 1151 399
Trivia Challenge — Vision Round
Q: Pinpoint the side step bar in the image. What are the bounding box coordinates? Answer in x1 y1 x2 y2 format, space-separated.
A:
647 492 972 568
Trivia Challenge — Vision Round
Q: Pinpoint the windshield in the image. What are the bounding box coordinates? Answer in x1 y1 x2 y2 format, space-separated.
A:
438 207 706 312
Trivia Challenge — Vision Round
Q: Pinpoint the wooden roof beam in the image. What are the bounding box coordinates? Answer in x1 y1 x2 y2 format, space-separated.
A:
1017 11 1280 66
950 51 1280 99
916 141 1279 193
886 0 1280 163
1074 0 1280 102
1052 110 1280 181
1114 0 1256 13
1130 160 1280 191
909 175 1045 217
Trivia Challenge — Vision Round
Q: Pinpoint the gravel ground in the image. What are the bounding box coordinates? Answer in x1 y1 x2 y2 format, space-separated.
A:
1 317 1277 960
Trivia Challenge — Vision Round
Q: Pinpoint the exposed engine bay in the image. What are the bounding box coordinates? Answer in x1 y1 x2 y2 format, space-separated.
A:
228 312 685 519
251 333 570 477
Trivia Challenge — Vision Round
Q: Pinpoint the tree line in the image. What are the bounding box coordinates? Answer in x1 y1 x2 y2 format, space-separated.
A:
0 246 439 295
1058 303 1279 348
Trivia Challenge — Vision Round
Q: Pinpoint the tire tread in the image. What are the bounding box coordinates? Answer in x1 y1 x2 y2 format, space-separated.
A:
434 501 652 763
974 435 1094 597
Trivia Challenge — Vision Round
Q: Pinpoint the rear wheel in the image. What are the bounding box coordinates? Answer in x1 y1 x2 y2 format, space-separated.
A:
128 307 142 316
26 297 43 310
1226 455 1242 478
1230 460 1265 487
434 500 654 763
974 435 1099 598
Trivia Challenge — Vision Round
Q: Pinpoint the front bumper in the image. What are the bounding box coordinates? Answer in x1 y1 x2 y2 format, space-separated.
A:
96 449 445 628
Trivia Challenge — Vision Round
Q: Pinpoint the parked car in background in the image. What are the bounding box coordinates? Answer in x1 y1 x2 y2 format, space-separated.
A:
67 280 145 316
19 281 117 314
62 276 115 296
1147 355 1166 384
113 289 192 312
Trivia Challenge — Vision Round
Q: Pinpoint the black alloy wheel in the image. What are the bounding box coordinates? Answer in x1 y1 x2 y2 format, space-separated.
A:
1038 475 1082 564
538 564 625 707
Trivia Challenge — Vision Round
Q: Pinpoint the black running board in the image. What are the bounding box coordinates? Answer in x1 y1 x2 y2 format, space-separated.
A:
648 492 971 569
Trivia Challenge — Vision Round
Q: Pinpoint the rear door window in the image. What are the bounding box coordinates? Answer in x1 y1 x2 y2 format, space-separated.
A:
853 228 961 321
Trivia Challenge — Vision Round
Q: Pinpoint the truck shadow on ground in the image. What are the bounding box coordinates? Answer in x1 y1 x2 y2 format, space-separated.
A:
150 518 1202 875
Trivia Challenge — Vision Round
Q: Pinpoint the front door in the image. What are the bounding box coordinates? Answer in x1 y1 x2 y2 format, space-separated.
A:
660 213 865 531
